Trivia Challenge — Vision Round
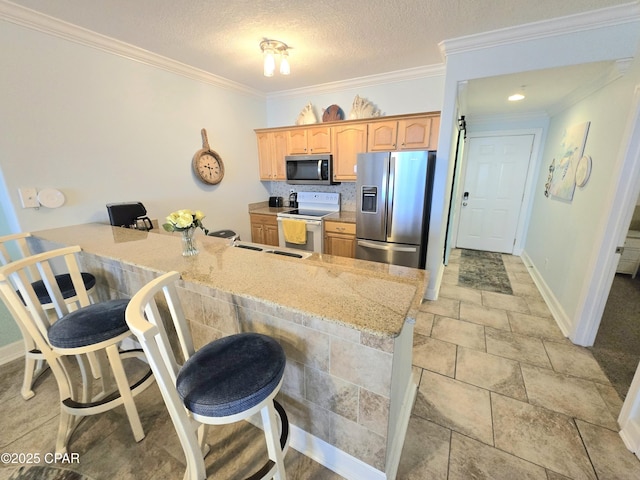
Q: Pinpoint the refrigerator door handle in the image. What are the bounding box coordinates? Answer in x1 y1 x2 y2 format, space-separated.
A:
386 155 396 237
357 240 417 253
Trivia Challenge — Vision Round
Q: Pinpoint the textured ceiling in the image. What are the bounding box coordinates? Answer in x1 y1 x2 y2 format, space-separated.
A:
5 0 634 94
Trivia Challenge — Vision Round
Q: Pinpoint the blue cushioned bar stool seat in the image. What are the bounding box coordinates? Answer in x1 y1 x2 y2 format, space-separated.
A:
126 271 290 480
48 299 130 349
0 232 98 400
0 246 155 454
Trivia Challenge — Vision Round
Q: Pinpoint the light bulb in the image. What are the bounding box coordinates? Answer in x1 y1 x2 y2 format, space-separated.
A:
280 51 290 75
263 49 275 77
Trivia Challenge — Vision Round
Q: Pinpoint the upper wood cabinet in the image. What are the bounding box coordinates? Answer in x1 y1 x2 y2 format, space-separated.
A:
368 115 439 151
256 131 287 180
332 123 367 182
255 112 440 182
287 126 332 155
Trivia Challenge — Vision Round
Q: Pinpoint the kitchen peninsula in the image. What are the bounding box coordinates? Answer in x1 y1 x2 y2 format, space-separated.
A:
30 223 426 480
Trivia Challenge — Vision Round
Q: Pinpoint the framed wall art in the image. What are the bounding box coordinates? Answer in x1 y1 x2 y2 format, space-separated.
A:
548 121 590 201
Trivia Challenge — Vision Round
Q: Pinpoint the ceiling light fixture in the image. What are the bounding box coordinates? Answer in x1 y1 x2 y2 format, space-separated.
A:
260 39 290 77
508 85 526 102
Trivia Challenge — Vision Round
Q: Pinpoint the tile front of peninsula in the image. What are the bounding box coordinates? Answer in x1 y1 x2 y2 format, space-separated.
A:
31 223 427 479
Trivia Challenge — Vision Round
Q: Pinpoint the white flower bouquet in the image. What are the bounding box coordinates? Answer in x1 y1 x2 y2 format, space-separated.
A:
162 209 208 234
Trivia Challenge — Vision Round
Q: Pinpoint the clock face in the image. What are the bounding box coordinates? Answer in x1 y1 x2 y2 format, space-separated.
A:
193 151 224 185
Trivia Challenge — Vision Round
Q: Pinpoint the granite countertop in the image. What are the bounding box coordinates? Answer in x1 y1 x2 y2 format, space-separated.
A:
32 223 426 337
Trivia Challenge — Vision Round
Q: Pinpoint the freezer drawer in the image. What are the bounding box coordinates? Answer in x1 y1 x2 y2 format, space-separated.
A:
355 239 423 269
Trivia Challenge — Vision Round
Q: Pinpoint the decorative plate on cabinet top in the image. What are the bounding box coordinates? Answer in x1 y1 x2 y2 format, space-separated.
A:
322 104 344 122
575 155 592 188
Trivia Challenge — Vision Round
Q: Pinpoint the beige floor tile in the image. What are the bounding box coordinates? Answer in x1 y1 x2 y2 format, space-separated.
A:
525 296 554 317
396 416 450 480
460 302 511 330
520 364 618 430
414 370 493 445
594 382 624 419
441 269 460 285
413 334 457 377
448 432 547 480
431 316 486 351
414 310 434 336
421 296 460 318
508 311 565 341
576 420 640 480
485 327 552 368
511 281 545 299
482 290 530 313
438 284 483 305
492 393 597 480
456 347 527 401
546 470 574 479
543 340 610 384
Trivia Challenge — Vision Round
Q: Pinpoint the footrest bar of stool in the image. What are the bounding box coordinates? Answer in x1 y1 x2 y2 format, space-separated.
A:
61 349 154 414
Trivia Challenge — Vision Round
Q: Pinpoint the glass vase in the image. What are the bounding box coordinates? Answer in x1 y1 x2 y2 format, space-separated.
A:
181 227 199 257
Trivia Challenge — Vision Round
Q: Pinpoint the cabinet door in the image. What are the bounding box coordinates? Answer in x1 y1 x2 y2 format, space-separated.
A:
250 222 264 243
397 117 438 150
264 223 280 246
287 129 308 154
325 233 356 257
256 132 274 180
333 124 367 181
308 127 332 153
272 131 288 180
368 121 397 151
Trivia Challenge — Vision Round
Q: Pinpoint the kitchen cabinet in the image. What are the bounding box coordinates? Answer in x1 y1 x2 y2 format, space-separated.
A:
324 221 356 258
250 213 279 246
368 115 439 151
256 131 287 180
255 112 440 182
617 232 640 277
332 123 367 181
287 126 332 155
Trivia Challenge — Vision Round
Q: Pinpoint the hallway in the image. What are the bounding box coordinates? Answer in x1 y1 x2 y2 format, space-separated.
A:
401 248 640 479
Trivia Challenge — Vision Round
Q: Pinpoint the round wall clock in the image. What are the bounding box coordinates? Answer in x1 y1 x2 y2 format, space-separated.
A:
192 128 224 185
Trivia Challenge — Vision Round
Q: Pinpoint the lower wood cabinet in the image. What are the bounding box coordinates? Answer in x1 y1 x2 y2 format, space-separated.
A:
250 213 279 246
324 221 356 258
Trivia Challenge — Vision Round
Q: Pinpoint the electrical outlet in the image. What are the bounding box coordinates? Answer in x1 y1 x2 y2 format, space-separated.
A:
18 188 39 208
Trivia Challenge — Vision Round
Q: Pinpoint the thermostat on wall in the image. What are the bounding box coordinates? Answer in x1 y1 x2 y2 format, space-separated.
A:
37 188 65 208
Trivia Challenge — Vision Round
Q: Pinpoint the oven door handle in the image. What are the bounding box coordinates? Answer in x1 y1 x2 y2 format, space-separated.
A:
277 218 322 226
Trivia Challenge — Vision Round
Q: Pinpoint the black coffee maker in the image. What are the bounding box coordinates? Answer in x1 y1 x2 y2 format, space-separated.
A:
288 192 298 208
106 202 153 230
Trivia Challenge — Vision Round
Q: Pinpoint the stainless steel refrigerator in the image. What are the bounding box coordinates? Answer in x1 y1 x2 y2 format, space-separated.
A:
355 150 435 268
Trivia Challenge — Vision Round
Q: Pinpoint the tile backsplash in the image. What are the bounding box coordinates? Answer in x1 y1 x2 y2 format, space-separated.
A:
266 181 357 211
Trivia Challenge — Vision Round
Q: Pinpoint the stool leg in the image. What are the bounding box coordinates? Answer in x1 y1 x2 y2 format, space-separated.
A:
261 402 287 480
105 344 145 441
21 353 38 400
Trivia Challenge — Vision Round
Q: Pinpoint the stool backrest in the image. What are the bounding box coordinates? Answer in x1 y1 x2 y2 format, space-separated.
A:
0 245 91 358
0 232 40 283
125 271 202 472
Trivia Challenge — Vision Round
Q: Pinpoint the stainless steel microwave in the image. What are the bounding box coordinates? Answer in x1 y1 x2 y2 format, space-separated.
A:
285 154 339 185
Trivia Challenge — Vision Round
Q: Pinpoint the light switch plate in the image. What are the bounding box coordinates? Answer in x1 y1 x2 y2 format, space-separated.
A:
19 187 40 208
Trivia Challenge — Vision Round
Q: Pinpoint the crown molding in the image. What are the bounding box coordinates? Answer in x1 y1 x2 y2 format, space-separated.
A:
547 58 632 116
0 0 264 98
266 64 446 100
439 2 640 59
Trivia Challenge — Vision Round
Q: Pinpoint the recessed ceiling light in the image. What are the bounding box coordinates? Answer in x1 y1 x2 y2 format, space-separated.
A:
508 93 525 102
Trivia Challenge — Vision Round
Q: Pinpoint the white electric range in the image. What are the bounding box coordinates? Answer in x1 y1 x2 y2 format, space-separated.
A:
276 192 340 253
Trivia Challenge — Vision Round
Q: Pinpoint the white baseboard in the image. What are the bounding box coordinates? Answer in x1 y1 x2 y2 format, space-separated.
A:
520 251 571 336
289 424 386 480
619 417 640 458
0 340 24 365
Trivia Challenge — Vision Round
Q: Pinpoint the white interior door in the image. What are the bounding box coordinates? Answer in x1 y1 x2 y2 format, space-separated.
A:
456 134 534 253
